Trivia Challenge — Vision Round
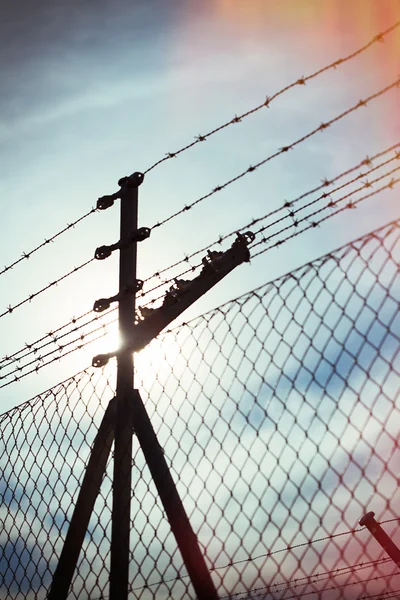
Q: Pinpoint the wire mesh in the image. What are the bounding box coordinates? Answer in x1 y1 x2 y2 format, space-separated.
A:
1 218 400 599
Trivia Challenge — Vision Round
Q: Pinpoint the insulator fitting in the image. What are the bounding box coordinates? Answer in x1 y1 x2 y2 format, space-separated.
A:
94 245 113 260
92 354 111 368
96 172 144 210
134 227 151 242
93 298 111 313
97 194 117 210
118 172 145 188
93 280 143 312
126 280 143 293
94 228 151 261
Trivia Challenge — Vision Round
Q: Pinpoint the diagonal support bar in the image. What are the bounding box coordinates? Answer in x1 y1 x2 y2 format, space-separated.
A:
47 397 116 600
130 389 219 600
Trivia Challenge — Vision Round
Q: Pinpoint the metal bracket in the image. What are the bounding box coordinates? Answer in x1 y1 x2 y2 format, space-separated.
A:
93 280 144 312
94 228 151 260
92 353 112 368
118 172 144 188
96 172 145 211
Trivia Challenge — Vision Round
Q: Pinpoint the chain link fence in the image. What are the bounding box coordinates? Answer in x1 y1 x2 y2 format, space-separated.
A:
1 218 400 599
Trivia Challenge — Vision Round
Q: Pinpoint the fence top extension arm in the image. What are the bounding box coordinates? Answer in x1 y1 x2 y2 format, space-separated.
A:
92 231 255 367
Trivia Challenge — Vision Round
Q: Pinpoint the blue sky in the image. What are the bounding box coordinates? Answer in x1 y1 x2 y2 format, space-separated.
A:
0 1 399 407
1 4 400 596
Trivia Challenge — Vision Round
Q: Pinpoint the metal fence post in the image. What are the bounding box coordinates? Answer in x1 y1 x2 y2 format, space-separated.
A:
359 512 400 570
109 172 143 600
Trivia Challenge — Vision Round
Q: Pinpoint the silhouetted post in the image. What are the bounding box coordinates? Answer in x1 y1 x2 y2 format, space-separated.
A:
47 398 116 600
110 172 143 600
359 511 400 570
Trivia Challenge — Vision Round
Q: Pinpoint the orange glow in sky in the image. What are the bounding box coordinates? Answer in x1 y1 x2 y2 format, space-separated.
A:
212 0 400 71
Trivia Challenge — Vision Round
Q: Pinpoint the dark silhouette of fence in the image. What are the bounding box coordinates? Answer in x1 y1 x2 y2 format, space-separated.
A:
1 218 400 599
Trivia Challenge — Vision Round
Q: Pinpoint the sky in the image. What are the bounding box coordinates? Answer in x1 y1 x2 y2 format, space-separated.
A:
1 0 400 408
0 0 400 409
2 221 400 598
1 1 400 597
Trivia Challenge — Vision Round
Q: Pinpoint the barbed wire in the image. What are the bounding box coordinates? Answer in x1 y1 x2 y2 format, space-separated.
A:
1 167 397 385
251 175 400 258
134 163 400 306
1 80 397 329
222 558 392 599
0 207 97 279
143 20 400 174
225 564 397 600
4 143 395 371
0 306 117 369
0 327 110 389
2 22 398 290
125 519 400 596
150 77 400 231
0 314 118 388
254 164 400 238
2 176 398 386
0 257 95 321
361 590 400 600
144 144 400 284
3 157 395 378
247 572 400 600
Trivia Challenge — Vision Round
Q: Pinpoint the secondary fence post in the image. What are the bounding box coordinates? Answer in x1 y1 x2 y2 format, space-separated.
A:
359 511 400 570
109 172 143 600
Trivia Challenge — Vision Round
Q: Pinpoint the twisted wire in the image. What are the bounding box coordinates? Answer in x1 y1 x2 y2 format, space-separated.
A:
225 562 396 600
254 165 400 239
0 315 118 388
0 327 111 389
136 164 400 306
252 175 400 258
0 208 97 278
126 520 400 595
0 307 117 369
2 21 398 287
145 144 400 283
247 572 400 600
150 77 400 231
3 173 397 384
0 257 96 320
144 20 400 174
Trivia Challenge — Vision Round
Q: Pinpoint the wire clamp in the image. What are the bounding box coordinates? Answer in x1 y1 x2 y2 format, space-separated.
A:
94 228 151 260
93 280 143 312
118 172 144 188
97 192 119 211
96 172 144 210
92 353 112 368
